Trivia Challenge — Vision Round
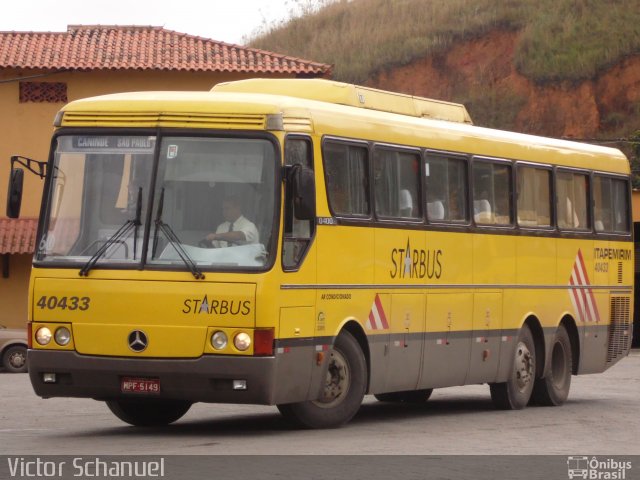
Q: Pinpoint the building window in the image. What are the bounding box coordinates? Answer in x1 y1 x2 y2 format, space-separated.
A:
19 82 68 103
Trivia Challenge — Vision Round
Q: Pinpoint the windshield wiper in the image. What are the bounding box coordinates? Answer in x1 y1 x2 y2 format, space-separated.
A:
79 188 142 277
152 188 205 280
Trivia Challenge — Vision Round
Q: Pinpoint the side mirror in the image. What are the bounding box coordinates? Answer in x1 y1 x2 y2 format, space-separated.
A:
6 168 24 218
291 165 315 221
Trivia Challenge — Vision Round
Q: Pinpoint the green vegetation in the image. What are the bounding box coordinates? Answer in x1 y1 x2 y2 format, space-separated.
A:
251 0 640 171
249 0 640 85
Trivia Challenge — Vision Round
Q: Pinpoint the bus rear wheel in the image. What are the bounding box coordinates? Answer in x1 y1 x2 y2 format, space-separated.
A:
531 324 572 406
277 330 367 429
490 324 536 410
106 399 192 426
374 389 433 403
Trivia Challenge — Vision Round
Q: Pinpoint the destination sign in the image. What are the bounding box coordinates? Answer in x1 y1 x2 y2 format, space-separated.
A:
70 136 155 152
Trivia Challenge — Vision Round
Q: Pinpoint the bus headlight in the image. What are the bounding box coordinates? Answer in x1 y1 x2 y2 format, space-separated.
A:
54 327 71 346
211 331 228 350
35 327 52 345
234 332 251 351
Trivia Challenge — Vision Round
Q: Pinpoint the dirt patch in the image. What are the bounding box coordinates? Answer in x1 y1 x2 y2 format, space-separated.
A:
368 29 640 139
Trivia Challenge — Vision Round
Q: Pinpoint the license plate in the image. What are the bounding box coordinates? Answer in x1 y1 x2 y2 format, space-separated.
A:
121 377 161 394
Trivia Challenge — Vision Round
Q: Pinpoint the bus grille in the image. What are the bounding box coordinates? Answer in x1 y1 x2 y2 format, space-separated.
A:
606 296 631 364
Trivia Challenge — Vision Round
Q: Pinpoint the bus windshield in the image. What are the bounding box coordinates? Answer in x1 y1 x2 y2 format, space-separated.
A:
37 134 277 271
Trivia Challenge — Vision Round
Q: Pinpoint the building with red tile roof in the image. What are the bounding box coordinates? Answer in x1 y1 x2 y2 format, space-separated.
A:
0 25 331 75
0 25 331 329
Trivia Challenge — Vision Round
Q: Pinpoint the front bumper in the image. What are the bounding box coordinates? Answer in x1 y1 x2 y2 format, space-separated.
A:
28 349 279 404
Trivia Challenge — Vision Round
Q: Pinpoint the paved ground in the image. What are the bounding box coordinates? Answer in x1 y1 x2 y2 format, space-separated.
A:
0 351 638 456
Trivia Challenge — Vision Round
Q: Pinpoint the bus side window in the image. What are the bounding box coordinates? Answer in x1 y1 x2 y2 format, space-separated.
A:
283 137 315 270
517 165 551 228
594 175 630 234
323 141 369 217
472 160 512 226
556 171 589 230
373 148 421 219
425 154 468 223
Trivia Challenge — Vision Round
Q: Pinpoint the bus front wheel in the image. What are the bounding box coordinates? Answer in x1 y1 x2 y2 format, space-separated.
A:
531 324 572 406
490 324 536 410
277 330 367 428
106 399 192 426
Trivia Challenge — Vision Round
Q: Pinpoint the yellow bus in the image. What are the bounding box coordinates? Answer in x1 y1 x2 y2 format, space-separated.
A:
7 79 633 428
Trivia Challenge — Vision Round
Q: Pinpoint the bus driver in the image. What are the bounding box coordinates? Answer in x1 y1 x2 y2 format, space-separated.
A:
204 194 259 248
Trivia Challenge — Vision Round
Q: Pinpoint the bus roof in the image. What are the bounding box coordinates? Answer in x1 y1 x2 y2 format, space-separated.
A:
59 79 629 174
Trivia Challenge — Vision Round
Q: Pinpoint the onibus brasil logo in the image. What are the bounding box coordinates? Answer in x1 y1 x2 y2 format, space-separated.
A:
567 456 632 479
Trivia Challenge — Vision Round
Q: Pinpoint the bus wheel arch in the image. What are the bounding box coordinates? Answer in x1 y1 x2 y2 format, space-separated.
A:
277 326 368 428
531 318 575 406
490 319 539 410
560 315 580 375
340 320 371 391
523 315 545 380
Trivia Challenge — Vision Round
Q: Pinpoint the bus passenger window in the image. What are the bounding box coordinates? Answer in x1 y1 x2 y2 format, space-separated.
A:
425 154 468 223
517 166 551 228
472 160 512 226
594 175 630 234
373 148 421 219
323 142 369 216
556 171 589 230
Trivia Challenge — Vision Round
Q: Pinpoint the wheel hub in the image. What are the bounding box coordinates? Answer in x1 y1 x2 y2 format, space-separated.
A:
514 341 534 391
314 349 350 408
9 351 26 368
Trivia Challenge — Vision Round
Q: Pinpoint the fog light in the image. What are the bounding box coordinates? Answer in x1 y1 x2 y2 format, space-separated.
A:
35 327 52 346
43 373 56 383
54 327 71 346
233 380 247 390
234 332 251 351
211 331 228 350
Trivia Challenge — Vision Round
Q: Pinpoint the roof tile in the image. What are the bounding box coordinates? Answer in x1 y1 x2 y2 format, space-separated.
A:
0 25 331 76
0 218 37 254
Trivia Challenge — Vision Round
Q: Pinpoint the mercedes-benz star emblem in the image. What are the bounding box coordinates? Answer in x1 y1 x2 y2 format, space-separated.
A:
128 330 148 352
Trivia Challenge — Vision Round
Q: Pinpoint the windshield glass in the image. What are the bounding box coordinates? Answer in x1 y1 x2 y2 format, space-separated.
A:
37 135 155 264
37 133 277 271
148 136 276 270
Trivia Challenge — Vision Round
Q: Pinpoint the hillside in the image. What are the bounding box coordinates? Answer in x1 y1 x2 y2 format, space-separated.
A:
249 0 640 167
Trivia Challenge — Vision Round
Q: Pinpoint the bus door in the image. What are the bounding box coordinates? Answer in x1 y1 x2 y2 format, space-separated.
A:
277 136 318 404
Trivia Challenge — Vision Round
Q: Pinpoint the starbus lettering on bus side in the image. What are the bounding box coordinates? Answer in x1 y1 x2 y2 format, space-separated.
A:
390 237 443 280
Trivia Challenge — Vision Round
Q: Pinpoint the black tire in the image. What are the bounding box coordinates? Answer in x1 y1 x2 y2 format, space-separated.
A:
490 325 536 410
277 330 367 428
531 324 572 406
106 399 192 426
2 345 28 373
374 389 433 403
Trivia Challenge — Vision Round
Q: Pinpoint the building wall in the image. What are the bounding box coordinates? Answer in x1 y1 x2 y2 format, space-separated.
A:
0 68 292 329
0 254 31 328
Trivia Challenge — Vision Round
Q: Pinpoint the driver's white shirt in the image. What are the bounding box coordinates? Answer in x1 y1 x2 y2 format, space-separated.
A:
213 215 259 248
